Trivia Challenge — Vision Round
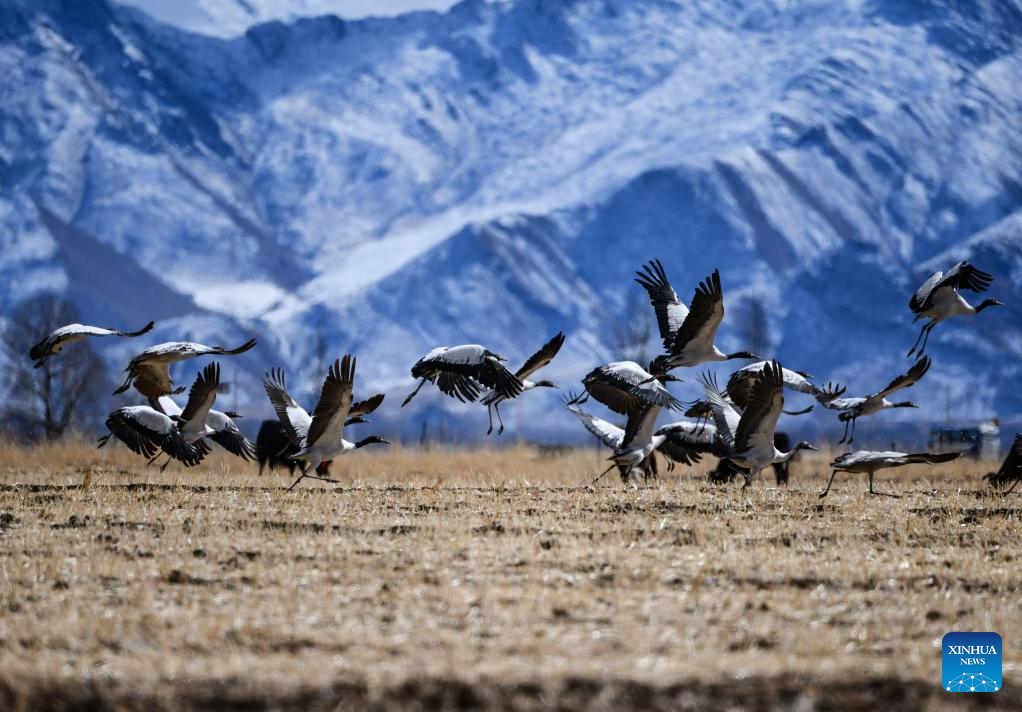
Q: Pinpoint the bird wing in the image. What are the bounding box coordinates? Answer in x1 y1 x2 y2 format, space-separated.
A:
160 431 207 467
621 405 660 450
905 451 962 465
634 259 689 351
515 332 565 380
671 270 725 356
910 262 993 314
564 401 624 450
583 362 680 415
262 368 311 447
684 399 714 419
831 450 886 468
1000 434 1022 476
206 411 257 461
414 346 520 401
179 362 221 429
215 338 258 356
477 358 524 400
437 371 482 402
988 434 1022 483
909 270 943 314
130 361 175 399
104 408 164 458
938 261 994 294
350 392 385 417
699 371 741 453
305 356 355 448
733 360 784 454
148 395 183 417
115 320 156 338
871 355 930 400
725 369 756 410
655 421 720 465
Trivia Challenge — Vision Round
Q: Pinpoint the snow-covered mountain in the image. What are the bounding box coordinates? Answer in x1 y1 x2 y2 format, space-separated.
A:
2 0 1021 443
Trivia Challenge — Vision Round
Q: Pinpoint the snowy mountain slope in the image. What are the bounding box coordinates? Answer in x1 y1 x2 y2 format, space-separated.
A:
1 0 1020 443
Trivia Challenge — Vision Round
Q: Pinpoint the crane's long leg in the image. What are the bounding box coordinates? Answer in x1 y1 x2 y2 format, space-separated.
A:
486 404 494 435
868 472 900 498
1003 478 1020 495
286 464 313 492
97 434 111 449
907 322 928 356
401 378 429 407
838 418 850 444
819 469 840 498
741 468 756 489
847 416 857 445
158 454 175 473
915 322 936 358
303 473 343 486
495 403 505 435
590 463 617 487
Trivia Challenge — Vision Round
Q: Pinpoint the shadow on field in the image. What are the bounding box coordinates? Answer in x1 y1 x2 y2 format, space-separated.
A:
1 674 1016 711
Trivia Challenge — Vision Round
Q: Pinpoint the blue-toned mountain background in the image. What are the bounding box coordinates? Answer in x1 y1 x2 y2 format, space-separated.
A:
1 0 1020 443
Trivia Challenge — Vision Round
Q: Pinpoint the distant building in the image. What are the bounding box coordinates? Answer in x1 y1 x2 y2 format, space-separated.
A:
928 420 1000 460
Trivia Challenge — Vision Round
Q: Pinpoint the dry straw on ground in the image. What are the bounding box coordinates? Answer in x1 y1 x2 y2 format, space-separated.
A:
0 440 1018 710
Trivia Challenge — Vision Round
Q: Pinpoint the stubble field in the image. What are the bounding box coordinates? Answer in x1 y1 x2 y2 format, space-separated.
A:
0 441 1018 710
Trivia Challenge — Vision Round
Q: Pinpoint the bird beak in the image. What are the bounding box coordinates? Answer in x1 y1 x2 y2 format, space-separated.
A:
805 444 819 451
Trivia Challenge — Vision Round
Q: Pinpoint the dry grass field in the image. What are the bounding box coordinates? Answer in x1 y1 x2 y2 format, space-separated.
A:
0 440 1019 710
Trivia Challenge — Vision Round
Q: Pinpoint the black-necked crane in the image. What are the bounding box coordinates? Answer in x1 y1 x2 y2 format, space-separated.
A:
98 363 233 470
818 356 930 444
263 356 387 491
480 332 564 435
401 344 523 408
634 259 757 372
684 363 844 429
98 405 203 467
908 261 1002 357
727 361 844 411
984 434 1022 494
701 360 817 488
563 392 716 485
114 338 257 398
820 450 962 498
580 360 682 415
148 385 256 463
29 320 154 368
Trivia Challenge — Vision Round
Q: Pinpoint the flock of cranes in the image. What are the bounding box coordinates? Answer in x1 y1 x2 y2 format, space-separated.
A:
25 258 1014 496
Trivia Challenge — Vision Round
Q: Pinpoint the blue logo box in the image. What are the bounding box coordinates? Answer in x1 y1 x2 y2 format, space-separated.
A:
942 632 1002 692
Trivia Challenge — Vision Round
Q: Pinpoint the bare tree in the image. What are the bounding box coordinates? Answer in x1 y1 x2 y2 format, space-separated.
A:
1 295 109 440
733 296 772 358
610 289 654 366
